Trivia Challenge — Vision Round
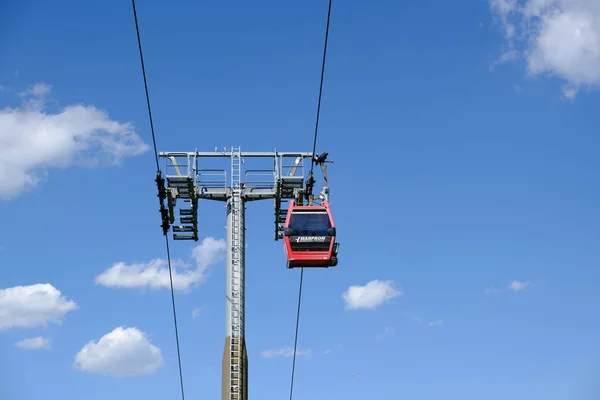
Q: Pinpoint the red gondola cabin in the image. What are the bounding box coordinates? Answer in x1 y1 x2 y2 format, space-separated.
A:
283 200 339 269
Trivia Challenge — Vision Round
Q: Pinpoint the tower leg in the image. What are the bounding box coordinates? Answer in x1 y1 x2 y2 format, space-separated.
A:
222 189 247 400
222 336 248 400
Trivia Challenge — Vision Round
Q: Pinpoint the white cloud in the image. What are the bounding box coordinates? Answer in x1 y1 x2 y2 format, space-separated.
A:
95 237 226 292
323 348 332 354
0 284 78 331
261 347 311 358
94 258 201 292
428 320 443 327
376 326 394 340
20 82 51 99
486 281 533 293
341 280 402 310
489 0 600 98
192 306 205 319
74 326 163 377
508 280 530 291
484 286 501 295
0 82 148 199
15 337 51 350
191 237 227 268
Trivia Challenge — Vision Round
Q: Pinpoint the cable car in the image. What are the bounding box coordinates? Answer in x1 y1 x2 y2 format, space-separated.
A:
283 200 339 269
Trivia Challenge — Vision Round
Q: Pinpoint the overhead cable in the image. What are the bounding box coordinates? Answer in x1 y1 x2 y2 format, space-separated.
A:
131 2 186 399
289 1 333 400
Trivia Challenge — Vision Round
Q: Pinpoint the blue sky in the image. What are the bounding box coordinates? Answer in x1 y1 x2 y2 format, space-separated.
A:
1 0 599 399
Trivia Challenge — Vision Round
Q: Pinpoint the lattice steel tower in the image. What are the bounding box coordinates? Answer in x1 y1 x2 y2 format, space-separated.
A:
158 147 315 400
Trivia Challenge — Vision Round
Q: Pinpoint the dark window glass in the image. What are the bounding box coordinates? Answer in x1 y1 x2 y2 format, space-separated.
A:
289 211 331 236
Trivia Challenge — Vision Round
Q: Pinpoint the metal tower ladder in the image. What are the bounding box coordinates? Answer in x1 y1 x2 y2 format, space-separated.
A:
230 146 244 400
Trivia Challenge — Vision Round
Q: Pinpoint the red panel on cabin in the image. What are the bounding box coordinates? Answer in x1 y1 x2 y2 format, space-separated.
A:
282 200 339 269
